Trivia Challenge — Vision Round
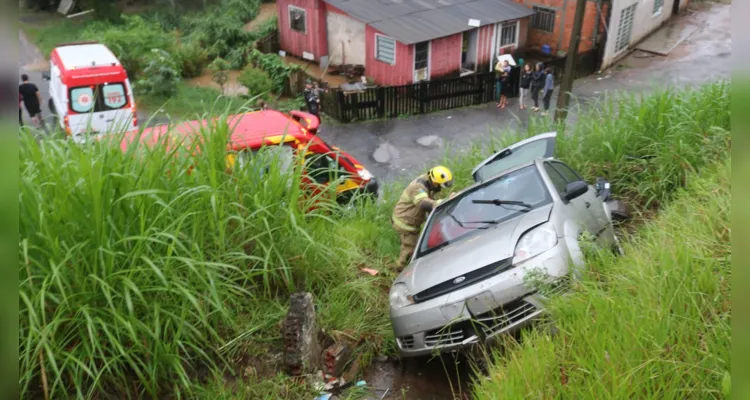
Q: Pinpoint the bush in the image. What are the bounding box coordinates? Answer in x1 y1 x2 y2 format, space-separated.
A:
226 46 249 70
238 66 273 98
208 57 231 94
247 49 300 94
176 39 210 79
80 15 178 77
135 49 182 97
221 0 261 22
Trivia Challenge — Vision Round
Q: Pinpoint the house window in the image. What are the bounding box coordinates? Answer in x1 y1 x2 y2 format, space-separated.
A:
499 22 517 47
289 6 306 33
375 34 396 64
615 3 637 53
653 0 664 15
531 6 556 33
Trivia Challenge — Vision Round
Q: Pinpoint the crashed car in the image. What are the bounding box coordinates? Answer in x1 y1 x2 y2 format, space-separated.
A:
389 132 622 358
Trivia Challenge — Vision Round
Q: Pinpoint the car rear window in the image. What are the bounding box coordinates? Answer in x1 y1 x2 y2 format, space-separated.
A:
69 83 129 113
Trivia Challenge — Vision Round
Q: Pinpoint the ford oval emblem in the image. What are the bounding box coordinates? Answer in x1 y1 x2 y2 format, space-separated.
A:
453 276 466 284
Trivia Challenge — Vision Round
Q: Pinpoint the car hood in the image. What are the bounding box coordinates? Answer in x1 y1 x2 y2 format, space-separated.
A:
398 203 554 295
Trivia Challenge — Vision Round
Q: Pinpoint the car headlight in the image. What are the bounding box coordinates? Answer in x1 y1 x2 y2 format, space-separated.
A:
357 168 373 180
513 226 558 264
389 283 414 308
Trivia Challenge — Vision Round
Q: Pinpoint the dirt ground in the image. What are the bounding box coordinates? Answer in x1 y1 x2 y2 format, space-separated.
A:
243 2 278 32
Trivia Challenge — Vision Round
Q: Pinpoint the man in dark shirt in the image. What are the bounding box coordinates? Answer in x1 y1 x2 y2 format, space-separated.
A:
19 74 48 133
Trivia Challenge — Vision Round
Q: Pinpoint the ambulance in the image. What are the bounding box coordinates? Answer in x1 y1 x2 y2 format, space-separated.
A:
43 42 137 143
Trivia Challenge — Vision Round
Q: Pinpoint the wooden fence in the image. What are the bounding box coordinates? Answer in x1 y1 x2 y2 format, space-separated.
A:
321 72 521 123
255 30 280 54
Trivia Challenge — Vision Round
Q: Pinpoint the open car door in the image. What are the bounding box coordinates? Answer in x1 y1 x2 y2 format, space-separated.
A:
471 132 557 183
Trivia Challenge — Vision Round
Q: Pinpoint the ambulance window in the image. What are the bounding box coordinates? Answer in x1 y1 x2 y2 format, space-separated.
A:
102 84 127 110
70 87 95 113
307 153 348 184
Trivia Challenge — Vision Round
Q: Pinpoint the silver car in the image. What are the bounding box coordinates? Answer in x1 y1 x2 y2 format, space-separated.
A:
389 132 620 358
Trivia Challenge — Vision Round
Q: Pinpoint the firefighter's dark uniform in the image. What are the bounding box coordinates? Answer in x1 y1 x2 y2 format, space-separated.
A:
391 174 443 268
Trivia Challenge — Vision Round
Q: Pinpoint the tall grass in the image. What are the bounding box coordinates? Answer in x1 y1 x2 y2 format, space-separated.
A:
471 157 731 399
18 82 730 398
18 116 396 398
441 82 730 212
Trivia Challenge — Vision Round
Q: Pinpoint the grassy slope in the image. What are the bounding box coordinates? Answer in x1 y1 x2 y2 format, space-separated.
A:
18 81 730 398
472 158 731 399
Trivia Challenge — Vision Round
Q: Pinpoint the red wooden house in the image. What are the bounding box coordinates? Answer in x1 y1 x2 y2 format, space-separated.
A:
277 0 535 86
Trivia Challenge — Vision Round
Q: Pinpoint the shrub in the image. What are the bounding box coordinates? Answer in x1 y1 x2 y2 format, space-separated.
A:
80 15 178 77
226 46 249 70
221 0 261 22
238 66 273 98
208 57 231 94
247 49 301 94
176 39 210 79
135 49 182 98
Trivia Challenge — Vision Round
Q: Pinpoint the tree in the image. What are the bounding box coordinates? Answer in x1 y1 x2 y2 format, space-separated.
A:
208 58 231 94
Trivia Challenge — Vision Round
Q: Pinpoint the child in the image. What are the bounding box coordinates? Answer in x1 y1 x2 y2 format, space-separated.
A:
541 67 554 116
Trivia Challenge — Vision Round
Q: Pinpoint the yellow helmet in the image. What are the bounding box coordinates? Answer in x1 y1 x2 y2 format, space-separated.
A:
428 165 454 188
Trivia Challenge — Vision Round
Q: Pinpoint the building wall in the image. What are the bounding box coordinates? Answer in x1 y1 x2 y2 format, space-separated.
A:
277 0 327 61
325 8 366 65
512 0 607 55
429 33 462 79
365 25 414 86
601 0 675 69
477 23 496 72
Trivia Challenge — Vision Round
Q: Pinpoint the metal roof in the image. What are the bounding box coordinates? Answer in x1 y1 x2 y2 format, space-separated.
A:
323 0 535 45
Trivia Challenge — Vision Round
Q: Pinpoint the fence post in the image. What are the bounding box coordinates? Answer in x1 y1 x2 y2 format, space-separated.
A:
419 82 427 114
377 87 385 119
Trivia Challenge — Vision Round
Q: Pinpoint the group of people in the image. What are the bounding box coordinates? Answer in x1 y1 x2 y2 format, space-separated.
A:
495 60 555 115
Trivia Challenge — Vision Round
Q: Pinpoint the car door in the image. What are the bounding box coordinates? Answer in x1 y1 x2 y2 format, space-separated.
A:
542 162 592 234
472 132 557 183
546 161 614 246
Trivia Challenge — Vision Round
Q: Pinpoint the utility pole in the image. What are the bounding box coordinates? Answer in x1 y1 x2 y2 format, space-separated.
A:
554 0 588 122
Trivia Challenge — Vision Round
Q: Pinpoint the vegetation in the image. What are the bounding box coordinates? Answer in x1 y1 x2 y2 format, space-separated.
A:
248 49 301 95
136 49 182 98
238 66 274 99
472 158 730 399
17 78 729 399
208 58 231 94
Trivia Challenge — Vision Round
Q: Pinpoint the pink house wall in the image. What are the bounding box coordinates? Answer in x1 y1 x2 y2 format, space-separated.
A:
365 25 414 86
429 33 462 79
277 0 327 61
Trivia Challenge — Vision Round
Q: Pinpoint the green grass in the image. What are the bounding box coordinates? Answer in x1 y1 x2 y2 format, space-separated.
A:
136 82 254 122
20 16 89 57
18 81 731 398
471 157 731 399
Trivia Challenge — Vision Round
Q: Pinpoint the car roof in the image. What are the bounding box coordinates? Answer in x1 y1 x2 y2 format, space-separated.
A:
55 43 120 69
119 110 316 152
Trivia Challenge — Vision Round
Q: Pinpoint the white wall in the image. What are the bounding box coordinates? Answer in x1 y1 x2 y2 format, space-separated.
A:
326 12 366 66
601 0 677 69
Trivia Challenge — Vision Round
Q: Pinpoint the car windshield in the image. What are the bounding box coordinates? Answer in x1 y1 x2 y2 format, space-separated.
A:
417 164 552 257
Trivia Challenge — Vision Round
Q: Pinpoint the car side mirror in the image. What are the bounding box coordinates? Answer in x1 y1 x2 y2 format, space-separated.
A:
563 180 588 201
42 72 51 81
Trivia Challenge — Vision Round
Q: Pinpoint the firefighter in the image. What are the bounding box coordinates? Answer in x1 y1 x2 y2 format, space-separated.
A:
391 166 455 269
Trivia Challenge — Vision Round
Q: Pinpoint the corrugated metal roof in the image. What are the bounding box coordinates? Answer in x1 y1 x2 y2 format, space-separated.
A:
323 0 534 44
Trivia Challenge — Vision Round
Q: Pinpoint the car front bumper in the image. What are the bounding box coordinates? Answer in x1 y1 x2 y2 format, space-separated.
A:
390 241 571 358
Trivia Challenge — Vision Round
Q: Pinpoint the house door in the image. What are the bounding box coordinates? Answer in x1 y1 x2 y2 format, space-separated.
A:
461 29 479 74
614 3 637 55
414 41 430 82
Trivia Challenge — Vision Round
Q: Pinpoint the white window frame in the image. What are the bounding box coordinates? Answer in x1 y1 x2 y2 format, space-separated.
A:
413 40 432 82
498 20 520 49
460 28 481 76
375 34 397 65
288 5 307 34
652 0 664 16
615 3 637 55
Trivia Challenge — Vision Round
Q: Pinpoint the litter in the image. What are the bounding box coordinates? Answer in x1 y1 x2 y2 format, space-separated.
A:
361 268 379 276
314 394 332 400
355 380 366 387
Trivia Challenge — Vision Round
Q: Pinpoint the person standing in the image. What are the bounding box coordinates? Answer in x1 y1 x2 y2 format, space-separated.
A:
497 60 512 109
391 166 455 269
494 60 504 105
541 67 555 116
519 64 532 110
303 80 320 117
530 63 545 112
19 74 48 133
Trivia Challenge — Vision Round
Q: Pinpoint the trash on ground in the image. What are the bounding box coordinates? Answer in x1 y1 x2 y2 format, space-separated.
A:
355 380 367 387
361 268 379 276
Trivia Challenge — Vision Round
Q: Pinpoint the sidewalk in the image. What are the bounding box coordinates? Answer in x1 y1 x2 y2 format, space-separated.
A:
318 2 730 186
